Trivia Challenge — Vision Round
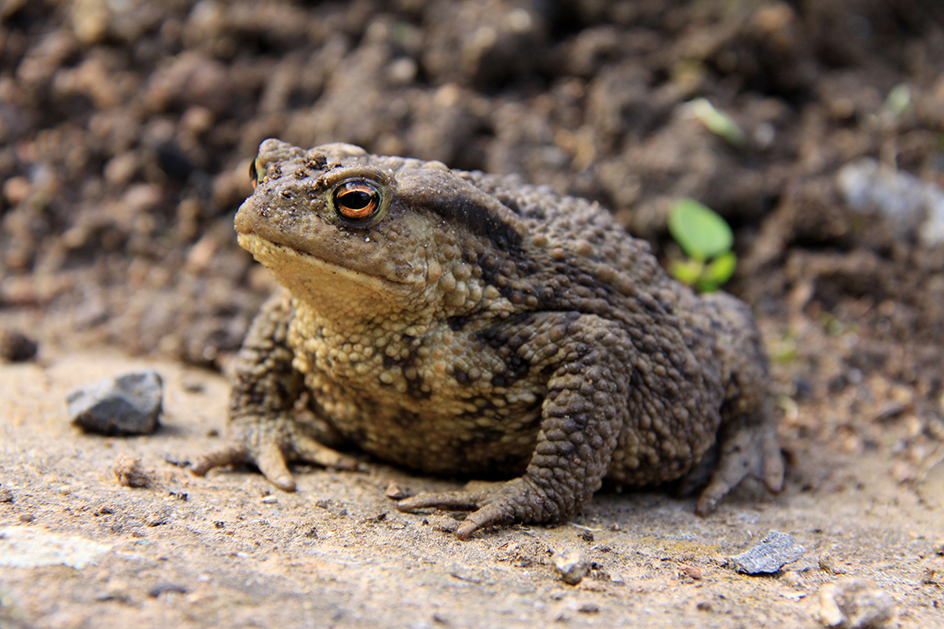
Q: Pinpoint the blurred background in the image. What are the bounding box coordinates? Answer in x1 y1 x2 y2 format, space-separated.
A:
0 0 942 391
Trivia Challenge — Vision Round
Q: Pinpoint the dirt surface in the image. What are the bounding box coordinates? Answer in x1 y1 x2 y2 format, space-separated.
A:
0 346 943 628
2 1 944 627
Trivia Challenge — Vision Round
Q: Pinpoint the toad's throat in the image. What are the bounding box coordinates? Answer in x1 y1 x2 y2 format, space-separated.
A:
237 232 409 300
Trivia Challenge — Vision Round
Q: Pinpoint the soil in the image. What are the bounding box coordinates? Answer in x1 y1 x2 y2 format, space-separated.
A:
1 1 944 627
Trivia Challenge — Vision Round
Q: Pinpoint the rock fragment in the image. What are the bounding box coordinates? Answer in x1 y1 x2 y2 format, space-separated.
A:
67 370 163 435
815 579 897 628
729 530 805 574
553 548 590 585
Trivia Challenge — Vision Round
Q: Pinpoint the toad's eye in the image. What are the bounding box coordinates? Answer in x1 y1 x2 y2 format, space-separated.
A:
249 159 261 189
333 181 380 220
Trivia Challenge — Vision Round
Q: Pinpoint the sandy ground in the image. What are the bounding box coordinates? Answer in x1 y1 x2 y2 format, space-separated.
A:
1 343 942 629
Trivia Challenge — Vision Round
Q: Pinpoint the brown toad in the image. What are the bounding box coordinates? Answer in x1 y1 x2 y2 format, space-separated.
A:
193 139 783 538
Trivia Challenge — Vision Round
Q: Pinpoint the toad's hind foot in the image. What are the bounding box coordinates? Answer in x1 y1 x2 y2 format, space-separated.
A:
398 477 570 540
694 404 784 516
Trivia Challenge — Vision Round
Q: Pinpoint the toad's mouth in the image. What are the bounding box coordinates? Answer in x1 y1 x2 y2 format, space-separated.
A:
237 232 413 296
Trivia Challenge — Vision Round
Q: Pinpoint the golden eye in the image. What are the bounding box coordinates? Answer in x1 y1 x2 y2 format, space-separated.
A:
334 181 380 220
249 159 260 189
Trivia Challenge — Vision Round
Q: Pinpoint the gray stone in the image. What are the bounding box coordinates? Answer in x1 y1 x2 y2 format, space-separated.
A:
729 530 805 574
838 157 944 247
67 370 163 435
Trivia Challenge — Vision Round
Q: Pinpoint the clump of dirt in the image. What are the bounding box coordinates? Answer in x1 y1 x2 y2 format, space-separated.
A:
2 1 943 370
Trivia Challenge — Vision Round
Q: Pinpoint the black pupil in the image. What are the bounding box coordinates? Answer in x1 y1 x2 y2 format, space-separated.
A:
340 189 373 210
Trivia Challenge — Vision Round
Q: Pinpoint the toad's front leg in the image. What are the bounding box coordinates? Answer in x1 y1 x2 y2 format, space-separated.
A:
398 314 632 539
192 292 358 489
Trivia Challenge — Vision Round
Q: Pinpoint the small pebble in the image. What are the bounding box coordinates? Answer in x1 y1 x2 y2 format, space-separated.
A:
553 548 590 585
0 329 38 362
0 486 13 503
873 402 910 422
181 379 205 393
780 571 806 589
145 512 168 527
678 563 703 580
815 579 897 628
385 481 410 500
819 553 846 575
113 453 152 488
67 370 163 435
148 583 188 597
94 589 132 604
921 567 942 586
729 530 805 574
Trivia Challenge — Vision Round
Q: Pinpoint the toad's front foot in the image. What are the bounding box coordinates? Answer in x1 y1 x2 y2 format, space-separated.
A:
397 477 572 540
192 415 359 491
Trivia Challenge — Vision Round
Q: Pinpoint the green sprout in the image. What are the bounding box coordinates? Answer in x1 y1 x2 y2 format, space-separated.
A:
668 197 736 293
768 331 799 365
689 98 745 147
883 83 911 118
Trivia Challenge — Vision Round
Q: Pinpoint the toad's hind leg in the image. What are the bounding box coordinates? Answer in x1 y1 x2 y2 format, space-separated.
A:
688 292 784 514
398 314 633 539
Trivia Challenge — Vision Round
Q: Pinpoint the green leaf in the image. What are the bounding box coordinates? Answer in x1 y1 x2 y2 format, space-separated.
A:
668 198 733 262
695 277 720 293
704 250 737 285
670 259 703 286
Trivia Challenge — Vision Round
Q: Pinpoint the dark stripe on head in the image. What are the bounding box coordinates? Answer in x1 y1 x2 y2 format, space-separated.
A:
421 194 523 250
394 169 524 251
